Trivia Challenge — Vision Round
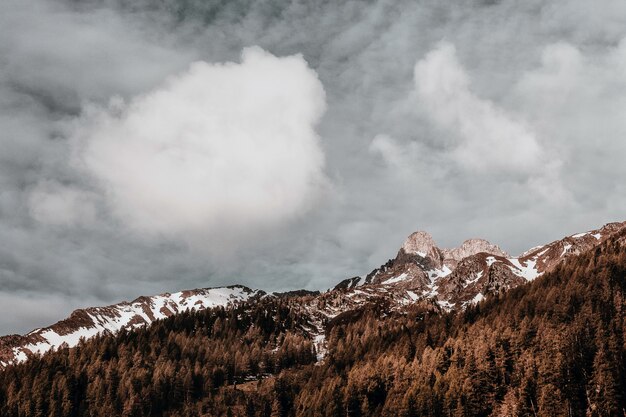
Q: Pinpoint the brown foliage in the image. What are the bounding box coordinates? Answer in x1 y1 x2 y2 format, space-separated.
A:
2 237 626 416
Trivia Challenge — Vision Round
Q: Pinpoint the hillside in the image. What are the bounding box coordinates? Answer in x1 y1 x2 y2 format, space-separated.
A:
0 226 625 416
2 222 624 369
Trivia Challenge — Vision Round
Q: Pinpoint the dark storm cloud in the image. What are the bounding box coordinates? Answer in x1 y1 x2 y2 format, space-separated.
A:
1 0 626 334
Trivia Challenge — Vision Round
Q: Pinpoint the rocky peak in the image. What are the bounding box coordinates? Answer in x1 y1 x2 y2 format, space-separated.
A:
453 239 508 259
397 232 511 273
401 231 438 256
399 231 443 269
362 223 626 309
442 238 509 268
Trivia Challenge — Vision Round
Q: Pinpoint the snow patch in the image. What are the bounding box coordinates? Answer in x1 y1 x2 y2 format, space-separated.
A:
313 334 326 361
428 265 452 279
465 271 483 286
437 300 455 311
382 273 409 285
508 258 541 281
561 244 572 256
470 293 485 304
12 349 28 362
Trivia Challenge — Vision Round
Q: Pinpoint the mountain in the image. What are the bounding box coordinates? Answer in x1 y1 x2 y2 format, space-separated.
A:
0 285 264 368
2 223 626 417
1 221 625 369
337 221 626 307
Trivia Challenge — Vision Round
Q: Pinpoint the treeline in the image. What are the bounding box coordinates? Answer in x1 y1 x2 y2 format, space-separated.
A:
1 237 626 416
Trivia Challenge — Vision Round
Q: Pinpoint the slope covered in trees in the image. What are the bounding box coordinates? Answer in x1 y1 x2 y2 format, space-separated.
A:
0 298 317 417
1 233 626 416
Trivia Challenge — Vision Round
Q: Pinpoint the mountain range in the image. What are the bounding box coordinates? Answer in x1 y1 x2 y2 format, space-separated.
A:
2 220 624 369
2 220 626 416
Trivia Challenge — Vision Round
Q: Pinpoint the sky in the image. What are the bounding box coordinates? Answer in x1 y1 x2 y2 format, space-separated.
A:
1 0 626 334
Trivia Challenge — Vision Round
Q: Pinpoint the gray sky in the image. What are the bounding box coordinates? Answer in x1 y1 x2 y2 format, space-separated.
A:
1 0 625 335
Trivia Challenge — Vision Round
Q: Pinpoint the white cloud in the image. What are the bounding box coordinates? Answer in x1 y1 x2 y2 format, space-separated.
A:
72 47 327 249
369 134 421 178
512 38 626 208
6 0 626 334
29 182 97 227
414 42 544 175
515 43 584 111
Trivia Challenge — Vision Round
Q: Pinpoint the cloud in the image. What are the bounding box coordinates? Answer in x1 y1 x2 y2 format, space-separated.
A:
28 182 98 227
0 0 194 113
513 38 626 209
368 134 421 178
516 42 583 101
3 0 626 335
413 42 544 175
72 47 327 250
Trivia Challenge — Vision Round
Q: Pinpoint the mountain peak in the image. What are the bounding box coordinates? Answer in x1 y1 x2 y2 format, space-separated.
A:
364 222 626 308
401 231 437 257
445 238 509 261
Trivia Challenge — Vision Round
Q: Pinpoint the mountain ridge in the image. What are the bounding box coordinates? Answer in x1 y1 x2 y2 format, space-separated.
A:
1 220 625 368
3 228 626 416
0 285 264 367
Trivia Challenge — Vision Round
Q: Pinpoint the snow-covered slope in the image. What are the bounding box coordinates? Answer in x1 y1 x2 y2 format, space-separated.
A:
0 285 263 367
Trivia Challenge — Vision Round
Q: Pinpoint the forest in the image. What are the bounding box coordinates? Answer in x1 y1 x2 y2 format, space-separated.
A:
1 236 625 416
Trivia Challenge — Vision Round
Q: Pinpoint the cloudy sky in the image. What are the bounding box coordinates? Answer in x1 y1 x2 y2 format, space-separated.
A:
1 0 625 334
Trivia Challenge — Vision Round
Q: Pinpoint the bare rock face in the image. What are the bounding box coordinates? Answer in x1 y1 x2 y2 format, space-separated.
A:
400 231 444 268
436 253 524 307
400 232 508 270
442 239 509 269
355 221 626 310
364 232 513 301
401 231 437 255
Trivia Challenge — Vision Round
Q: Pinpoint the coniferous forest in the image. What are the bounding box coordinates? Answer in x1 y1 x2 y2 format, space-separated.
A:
1 237 626 417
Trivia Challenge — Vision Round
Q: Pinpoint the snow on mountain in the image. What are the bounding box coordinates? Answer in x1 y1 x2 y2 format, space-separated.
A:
2 221 625 367
0 285 263 368
335 221 626 310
